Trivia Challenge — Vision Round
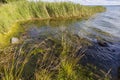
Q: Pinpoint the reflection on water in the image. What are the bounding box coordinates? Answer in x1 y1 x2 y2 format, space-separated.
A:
24 6 120 42
23 6 120 78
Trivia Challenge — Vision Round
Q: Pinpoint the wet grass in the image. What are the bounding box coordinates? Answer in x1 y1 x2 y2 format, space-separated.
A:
0 32 110 80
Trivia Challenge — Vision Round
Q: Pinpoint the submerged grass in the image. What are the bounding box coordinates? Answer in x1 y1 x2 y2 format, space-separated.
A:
0 32 110 80
0 1 105 46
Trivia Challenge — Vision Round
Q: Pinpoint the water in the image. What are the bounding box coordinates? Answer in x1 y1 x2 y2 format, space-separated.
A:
22 6 120 79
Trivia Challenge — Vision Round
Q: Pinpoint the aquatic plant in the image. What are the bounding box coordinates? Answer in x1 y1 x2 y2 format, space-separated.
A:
0 32 110 80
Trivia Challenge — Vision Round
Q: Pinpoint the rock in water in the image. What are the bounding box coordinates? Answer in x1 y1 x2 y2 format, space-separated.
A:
11 37 19 44
98 41 109 47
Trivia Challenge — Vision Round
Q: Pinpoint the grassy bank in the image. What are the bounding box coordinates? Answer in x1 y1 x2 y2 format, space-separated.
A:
0 1 105 33
0 1 105 47
0 1 110 80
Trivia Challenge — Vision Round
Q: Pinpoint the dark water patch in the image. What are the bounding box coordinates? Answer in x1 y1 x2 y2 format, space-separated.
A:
81 40 120 75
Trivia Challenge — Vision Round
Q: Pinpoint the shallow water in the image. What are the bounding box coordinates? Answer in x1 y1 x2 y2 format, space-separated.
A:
22 6 120 79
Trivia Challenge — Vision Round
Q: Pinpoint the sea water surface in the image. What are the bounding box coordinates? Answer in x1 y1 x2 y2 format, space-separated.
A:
22 6 120 79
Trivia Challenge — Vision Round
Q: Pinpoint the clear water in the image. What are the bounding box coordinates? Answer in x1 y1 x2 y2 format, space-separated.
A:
23 6 120 78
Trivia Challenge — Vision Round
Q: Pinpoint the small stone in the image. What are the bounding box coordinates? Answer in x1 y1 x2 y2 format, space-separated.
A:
98 41 109 47
11 37 19 44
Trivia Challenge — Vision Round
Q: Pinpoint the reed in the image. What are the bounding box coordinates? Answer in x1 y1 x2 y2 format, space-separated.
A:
0 1 105 33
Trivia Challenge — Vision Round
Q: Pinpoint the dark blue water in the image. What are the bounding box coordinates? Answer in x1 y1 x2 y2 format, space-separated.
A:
78 6 120 79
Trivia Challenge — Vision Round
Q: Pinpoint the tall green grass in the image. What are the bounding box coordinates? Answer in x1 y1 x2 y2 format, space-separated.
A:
0 1 105 33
